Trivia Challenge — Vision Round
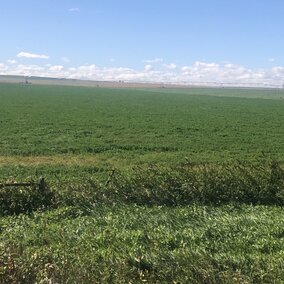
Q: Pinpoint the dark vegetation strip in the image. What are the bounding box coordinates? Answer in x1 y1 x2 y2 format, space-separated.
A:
1 161 283 216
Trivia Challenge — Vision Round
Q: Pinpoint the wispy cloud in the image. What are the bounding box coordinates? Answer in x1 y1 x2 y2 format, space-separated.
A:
268 58 275 63
61 57 70 63
163 63 177 70
17 52 50 59
145 58 163 64
7 59 17 64
69 7 80 12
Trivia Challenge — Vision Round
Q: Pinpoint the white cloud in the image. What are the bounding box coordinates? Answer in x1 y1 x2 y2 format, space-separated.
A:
194 61 219 69
145 58 163 64
17 52 50 59
0 63 8 71
144 64 153 72
1 61 284 88
7 59 17 64
268 58 275 63
69 7 80 12
271 66 284 75
49 65 64 72
224 63 235 69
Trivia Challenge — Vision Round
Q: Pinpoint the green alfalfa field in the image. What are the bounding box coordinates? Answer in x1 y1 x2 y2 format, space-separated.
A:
0 83 284 283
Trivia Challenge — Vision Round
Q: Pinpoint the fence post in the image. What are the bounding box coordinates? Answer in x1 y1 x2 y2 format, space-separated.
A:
38 177 46 192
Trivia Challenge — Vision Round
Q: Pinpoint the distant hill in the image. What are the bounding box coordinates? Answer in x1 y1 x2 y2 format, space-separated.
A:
0 75 177 89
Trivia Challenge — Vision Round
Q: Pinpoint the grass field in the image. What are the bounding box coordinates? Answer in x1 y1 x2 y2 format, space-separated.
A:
0 83 284 283
1 83 284 162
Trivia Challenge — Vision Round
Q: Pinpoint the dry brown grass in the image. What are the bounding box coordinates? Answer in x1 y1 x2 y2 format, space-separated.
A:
0 155 101 166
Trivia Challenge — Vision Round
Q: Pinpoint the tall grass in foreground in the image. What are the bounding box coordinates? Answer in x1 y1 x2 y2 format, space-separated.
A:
0 205 283 283
55 161 284 209
0 162 283 283
1 161 283 216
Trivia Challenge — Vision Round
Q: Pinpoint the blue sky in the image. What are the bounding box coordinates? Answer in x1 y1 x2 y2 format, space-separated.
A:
1 0 284 86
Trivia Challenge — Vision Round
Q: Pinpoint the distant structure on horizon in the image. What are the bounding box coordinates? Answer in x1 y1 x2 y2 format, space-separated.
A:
24 77 31 85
